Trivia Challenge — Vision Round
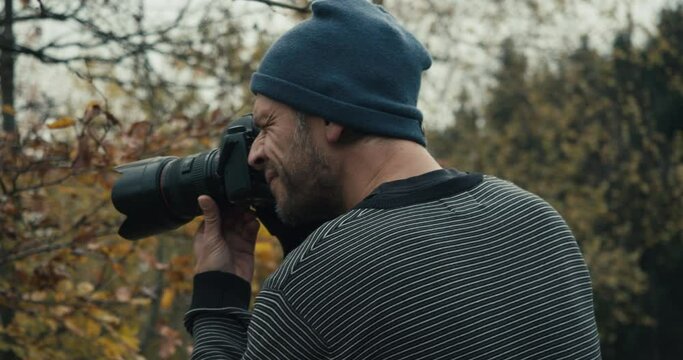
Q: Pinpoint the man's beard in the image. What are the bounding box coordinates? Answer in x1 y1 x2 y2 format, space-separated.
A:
270 125 345 226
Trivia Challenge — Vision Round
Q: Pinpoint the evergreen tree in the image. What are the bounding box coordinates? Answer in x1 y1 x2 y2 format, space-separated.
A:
428 6 683 359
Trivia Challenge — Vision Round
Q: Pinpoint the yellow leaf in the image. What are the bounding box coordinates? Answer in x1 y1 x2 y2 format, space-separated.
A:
119 326 140 350
182 217 202 235
90 308 119 324
45 318 58 331
47 117 76 129
84 317 101 337
30 291 47 302
255 242 275 260
130 297 152 306
255 241 273 253
98 337 124 359
91 290 109 301
160 288 175 310
258 223 271 237
56 279 74 293
51 305 72 317
64 317 84 336
76 282 94 296
103 242 132 257
2 104 15 115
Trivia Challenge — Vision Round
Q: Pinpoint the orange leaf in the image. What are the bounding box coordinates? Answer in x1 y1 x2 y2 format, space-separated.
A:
2 104 16 116
47 117 76 129
111 262 125 276
160 288 175 310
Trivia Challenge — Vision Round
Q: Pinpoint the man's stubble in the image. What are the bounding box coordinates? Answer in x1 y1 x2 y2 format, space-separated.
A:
271 118 345 226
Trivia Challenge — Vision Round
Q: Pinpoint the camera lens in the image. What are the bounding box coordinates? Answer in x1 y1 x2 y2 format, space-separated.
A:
159 149 221 220
111 150 220 240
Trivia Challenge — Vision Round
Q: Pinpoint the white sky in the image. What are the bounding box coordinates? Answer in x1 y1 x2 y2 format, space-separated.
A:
12 0 683 130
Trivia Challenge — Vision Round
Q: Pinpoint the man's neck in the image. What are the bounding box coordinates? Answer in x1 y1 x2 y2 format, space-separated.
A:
339 139 442 210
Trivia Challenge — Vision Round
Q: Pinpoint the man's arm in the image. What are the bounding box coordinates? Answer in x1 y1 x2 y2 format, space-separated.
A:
187 196 329 359
185 271 252 359
186 276 330 359
186 195 257 359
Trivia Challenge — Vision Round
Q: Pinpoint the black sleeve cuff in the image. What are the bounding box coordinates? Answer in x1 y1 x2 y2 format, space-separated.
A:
189 271 251 310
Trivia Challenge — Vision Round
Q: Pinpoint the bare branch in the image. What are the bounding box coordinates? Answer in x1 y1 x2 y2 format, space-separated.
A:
12 171 73 193
9 0 190 67
0 42 139 64
12 1 86 22
0 242 72 266
36 0 46 15
245 0 311 12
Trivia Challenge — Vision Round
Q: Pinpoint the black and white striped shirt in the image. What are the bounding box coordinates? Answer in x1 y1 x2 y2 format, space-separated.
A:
185 170 602 359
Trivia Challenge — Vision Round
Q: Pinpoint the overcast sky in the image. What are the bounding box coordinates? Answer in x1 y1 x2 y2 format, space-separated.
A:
13 0 682 130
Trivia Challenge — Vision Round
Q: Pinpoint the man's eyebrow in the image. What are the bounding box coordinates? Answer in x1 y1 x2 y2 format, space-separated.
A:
253 113 272 128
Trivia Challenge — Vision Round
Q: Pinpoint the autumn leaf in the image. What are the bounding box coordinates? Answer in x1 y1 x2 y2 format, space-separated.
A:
46 117 76 129
73 227 96 244
2 104 16 116
89 308 120 324
64 317 85 337
76 281 94 296
160 288 175 310
98 337 125 359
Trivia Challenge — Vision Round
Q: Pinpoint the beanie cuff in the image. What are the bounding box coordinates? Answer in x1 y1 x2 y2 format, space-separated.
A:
251 73 426 146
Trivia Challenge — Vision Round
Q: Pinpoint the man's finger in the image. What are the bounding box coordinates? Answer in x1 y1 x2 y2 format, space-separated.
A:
198 195 221 236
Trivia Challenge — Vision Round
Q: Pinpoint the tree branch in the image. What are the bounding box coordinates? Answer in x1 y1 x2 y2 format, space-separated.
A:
0 42 137 64
0 242 72 266
9 0 189 66
12 0 86 22
245 0 311 12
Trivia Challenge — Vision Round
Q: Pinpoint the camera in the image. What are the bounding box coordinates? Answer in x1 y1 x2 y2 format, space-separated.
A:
111 114 273 240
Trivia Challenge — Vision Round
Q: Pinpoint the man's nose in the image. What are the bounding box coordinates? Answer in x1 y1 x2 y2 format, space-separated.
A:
248 140 265 170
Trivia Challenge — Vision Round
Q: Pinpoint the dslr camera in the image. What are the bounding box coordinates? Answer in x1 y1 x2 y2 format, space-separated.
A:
111 115 273 240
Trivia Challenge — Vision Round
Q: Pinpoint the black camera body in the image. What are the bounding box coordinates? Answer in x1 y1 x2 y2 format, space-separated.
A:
111 114 272 240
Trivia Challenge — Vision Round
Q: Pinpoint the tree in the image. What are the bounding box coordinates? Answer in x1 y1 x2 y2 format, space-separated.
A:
0 1 287 358
0 0 197 133
428 5 683 358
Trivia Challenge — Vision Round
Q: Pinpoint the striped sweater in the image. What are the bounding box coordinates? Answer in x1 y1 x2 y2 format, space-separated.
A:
185 170 602 359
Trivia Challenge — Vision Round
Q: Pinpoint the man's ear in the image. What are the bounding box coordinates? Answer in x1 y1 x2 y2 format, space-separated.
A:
324 120 345 144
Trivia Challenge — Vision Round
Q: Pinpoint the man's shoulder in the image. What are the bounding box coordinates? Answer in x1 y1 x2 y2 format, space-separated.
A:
265 174 569 290
264 209 381 288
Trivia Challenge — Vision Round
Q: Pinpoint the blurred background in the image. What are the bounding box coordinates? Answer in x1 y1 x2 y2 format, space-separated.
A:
0 0 681 359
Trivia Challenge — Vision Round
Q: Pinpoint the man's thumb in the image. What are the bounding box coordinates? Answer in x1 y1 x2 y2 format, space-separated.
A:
198 195 220 231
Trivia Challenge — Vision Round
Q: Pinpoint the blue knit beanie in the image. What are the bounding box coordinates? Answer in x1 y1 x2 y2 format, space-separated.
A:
250 0 432 146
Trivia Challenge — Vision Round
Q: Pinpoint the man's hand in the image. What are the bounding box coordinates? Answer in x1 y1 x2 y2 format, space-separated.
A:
193 195 260 282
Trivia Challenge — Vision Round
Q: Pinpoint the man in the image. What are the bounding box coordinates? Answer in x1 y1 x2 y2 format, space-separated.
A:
184 0 602 359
